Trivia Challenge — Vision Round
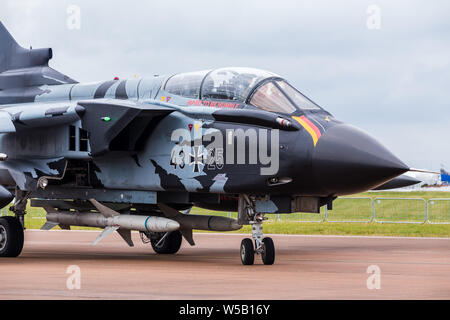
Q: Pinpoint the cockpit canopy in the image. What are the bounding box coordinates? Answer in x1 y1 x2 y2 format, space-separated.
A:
164 67 321 114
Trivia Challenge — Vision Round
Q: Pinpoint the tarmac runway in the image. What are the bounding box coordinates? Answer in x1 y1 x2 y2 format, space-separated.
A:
0 230 449 299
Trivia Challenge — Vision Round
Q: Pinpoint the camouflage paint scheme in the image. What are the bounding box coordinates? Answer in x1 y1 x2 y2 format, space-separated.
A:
0 75 323 200
0 21 409 215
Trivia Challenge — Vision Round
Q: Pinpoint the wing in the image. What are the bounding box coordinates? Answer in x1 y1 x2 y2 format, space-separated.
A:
0 99 174 154
77 99 174 156
0 99 174 192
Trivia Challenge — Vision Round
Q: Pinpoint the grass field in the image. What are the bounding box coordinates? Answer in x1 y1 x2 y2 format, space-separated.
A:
1 191 449 237
211 222 450 238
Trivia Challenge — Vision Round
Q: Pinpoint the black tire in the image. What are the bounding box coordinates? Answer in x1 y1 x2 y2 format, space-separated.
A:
0 216 24 258
261 237 275 265
240 238 254 265
150 231 182 254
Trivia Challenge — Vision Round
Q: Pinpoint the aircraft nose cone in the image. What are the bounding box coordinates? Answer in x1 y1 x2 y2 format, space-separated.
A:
312 124 409 195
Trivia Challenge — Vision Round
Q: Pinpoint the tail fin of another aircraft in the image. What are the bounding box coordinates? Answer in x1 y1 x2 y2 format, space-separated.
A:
0 21 77 90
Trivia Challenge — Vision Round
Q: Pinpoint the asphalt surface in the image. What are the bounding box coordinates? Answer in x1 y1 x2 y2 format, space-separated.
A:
0 230 449 299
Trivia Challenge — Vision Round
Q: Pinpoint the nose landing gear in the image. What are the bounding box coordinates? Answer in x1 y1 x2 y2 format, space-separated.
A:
240 215 275 265
239 195 275 265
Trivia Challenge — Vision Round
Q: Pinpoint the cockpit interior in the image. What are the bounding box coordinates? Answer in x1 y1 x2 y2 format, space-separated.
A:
163 67 322 114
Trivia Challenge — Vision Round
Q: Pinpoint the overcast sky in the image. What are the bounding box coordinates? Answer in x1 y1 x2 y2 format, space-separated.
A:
2 0 449 171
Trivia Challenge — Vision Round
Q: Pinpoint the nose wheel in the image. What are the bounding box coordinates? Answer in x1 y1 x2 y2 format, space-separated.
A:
240 213 275 265
240 238 254 265
261 237 275 265
240 237 275 265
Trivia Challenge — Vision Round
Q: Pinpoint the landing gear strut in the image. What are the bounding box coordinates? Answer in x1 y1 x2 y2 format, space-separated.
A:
239 195 275 265
9 188 30 229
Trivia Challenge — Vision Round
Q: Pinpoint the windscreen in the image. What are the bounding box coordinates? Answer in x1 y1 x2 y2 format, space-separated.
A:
249 81 297 114
276 80 321 111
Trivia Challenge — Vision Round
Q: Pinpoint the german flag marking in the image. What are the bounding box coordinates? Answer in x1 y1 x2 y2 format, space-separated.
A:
292 116 322 146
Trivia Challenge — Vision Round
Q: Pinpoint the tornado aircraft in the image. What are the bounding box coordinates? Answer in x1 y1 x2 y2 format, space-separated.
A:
0 22 411 265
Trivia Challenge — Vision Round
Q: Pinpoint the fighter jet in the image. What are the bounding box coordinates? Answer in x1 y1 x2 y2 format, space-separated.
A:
0 21 411 265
